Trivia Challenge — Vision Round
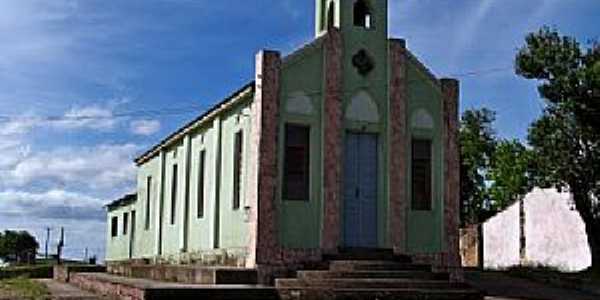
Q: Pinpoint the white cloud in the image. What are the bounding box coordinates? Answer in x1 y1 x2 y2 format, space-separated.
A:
0 104 119 136
52 105 118 130
0 116 40 136
130 119 161 136
4 144 140 190
0 189 105 221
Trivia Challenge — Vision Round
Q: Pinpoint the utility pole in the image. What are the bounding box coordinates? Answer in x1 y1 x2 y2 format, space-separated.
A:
57 227 64 265
45 227 50 260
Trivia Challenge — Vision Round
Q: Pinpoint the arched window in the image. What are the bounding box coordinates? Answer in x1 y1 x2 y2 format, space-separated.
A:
327 2 335 29
354 0 372 29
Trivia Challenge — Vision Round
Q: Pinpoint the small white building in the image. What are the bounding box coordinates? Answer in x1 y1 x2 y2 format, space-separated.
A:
482 188 592 272
0 258 8 268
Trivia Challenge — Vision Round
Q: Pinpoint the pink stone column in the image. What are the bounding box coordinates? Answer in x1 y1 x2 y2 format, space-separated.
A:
442 78 462 281
388 39 408 255
246 50 281 267
321 28 343 254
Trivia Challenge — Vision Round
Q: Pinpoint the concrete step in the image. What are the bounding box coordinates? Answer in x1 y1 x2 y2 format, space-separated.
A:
121 264 257 284
278 288 484 300
324 248 411 262
276 278 469 290
297 270 449 280
329 260 431 272
70 272 278 300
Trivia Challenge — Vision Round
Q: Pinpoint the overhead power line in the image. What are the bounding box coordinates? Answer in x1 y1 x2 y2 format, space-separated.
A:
448 66 514 78
0 104 211 124
0 66 522 124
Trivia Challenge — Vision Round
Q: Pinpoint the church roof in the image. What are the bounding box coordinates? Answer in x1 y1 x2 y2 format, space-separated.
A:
106 193 137 211
134 82 255 165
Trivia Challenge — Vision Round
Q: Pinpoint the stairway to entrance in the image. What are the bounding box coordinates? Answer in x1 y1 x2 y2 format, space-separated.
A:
277 249 484 300
54 250 484 300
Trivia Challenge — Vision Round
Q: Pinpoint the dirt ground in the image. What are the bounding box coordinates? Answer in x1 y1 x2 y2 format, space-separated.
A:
467 271 599 300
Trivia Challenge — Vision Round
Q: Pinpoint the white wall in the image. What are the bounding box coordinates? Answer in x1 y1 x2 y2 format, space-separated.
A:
483 200 520 269
525 189 591 271
483 188 592 272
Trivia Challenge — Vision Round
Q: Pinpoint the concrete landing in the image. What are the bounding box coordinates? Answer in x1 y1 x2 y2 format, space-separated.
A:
35 279 107 300
70 272 278 300
109 263 257 285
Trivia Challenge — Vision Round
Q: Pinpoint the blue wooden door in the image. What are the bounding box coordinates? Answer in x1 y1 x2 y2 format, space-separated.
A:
344 133 378 248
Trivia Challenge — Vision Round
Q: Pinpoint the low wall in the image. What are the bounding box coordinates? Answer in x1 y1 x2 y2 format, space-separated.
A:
0 265 53 279
53 265 107 282
460 225 480 268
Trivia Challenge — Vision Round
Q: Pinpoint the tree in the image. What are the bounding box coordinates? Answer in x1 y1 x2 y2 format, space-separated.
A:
460 108 497 225
0 230 39 263
488 140 534 211
516 26 600 271
460 108 534 225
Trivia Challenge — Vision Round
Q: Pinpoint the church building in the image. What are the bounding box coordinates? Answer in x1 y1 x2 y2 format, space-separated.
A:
106 0 461 281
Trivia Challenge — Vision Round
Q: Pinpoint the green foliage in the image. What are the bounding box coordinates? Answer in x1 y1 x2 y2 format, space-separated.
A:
460 108 534 225
0 231 39 263
516 26 600 129
516 26 600 269
460 108 497 225
488 140 534 211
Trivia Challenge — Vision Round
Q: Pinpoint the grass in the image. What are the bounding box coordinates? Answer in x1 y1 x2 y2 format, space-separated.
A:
0 277 49 300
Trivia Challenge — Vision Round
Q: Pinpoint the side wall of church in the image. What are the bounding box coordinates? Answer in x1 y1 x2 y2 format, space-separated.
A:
106 94 255 265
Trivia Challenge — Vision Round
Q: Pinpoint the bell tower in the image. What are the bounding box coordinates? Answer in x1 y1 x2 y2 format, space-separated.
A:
315 0 388 38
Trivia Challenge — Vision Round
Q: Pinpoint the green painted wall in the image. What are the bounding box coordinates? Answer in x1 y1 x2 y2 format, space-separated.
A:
187 123 218 251
106 94 254 261
133 157 160 258
405 59 444 254
278 40 324 249
106 203 135 261
218 101 251 249
161 142 185 255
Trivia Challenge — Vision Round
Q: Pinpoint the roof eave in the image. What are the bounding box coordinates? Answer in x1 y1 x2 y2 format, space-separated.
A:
134 82 255 166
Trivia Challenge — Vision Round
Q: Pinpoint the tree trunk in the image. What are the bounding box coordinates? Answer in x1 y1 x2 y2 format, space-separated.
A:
572 189 600 272
585 219 600 272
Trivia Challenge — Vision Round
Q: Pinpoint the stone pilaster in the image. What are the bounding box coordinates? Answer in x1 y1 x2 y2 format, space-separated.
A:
388 39 408 254
246 50 282 267
442 78 461 281
321 28 343 254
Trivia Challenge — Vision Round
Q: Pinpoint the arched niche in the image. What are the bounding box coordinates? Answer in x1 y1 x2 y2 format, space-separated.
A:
411 108 434 129
286 91 315 115
345 90 379 123
354 0 373 29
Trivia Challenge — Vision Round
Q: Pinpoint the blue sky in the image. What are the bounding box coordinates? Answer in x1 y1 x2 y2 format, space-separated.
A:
0 0 598 261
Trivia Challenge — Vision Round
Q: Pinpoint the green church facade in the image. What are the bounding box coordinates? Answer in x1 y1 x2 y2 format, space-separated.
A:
106 0 461 280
